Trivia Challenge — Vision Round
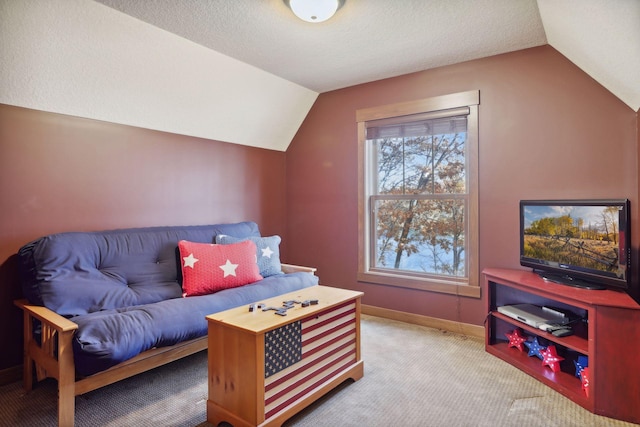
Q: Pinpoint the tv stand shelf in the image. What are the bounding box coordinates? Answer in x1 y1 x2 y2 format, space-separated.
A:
491 311 589 354
484 268 640 424
489 341 590 408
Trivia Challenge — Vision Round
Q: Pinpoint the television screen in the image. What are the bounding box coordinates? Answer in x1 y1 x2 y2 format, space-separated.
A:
520 199 630 290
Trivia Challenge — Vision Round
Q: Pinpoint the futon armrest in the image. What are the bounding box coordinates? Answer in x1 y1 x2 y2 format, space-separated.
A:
280 264 317 275
14 299 78 333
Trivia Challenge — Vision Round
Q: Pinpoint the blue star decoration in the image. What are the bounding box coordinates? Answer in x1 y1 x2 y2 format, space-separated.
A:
524 337 546 359
574 355 589 378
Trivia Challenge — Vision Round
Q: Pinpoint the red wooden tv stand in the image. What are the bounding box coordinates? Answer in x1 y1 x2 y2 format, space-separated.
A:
484 268 640 424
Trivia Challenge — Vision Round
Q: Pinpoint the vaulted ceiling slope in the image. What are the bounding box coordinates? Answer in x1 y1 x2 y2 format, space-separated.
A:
1 1 638 153
97 0 639 112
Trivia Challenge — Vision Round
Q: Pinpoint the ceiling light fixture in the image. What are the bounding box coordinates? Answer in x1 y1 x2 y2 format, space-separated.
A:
284 0 345 23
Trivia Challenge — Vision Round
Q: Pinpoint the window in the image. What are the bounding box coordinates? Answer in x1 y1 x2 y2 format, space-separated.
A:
357 90 480 297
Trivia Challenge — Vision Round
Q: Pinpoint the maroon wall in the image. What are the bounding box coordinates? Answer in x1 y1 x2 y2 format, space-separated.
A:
1 45 637 375
285 45 638 326
0 104 287 372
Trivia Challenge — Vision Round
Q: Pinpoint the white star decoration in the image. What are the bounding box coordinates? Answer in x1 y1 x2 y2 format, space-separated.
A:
261 246 274 258
183 253 199 268
219 259 239 277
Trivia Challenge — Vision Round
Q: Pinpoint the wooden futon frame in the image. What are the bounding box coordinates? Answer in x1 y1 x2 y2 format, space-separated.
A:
15 264 316 427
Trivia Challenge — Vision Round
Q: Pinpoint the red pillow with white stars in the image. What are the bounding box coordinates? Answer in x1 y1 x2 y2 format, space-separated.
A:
178 239 263 297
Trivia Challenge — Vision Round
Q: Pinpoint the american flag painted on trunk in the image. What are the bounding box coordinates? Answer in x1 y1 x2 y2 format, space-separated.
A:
263 300 357 419
264 321 302 377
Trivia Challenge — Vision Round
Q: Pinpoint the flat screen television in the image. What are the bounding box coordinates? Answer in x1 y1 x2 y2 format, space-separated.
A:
520 199 631 292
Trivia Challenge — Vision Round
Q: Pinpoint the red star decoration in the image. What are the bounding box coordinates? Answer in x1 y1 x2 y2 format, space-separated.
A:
581 367 590 397
505 328 527 351
540 345 564 372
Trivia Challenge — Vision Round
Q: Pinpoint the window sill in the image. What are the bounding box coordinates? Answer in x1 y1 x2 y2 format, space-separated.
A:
357 271 481 298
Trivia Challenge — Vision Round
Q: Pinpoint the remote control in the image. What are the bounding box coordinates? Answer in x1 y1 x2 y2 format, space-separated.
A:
551 327 573 337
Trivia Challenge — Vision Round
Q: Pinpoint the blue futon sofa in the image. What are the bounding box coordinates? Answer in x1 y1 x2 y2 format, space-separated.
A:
15 221 318 426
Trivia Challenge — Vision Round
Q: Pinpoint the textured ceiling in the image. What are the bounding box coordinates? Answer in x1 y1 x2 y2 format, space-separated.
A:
94 0 639 110
94 0 547 93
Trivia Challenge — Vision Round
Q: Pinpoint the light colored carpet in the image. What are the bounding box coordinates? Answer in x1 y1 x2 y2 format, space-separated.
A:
0 315 637 427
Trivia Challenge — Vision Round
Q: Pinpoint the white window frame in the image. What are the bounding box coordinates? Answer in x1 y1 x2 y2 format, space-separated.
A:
357 90 480 298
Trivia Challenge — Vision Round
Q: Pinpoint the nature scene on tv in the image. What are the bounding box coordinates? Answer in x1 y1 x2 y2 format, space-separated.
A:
522 204 623 276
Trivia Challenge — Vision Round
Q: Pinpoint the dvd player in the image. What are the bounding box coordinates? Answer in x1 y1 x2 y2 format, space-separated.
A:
497 303 569 328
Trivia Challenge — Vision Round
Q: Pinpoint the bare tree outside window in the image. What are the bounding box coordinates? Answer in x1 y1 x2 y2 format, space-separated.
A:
357 90 480 296
371 118 467 277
